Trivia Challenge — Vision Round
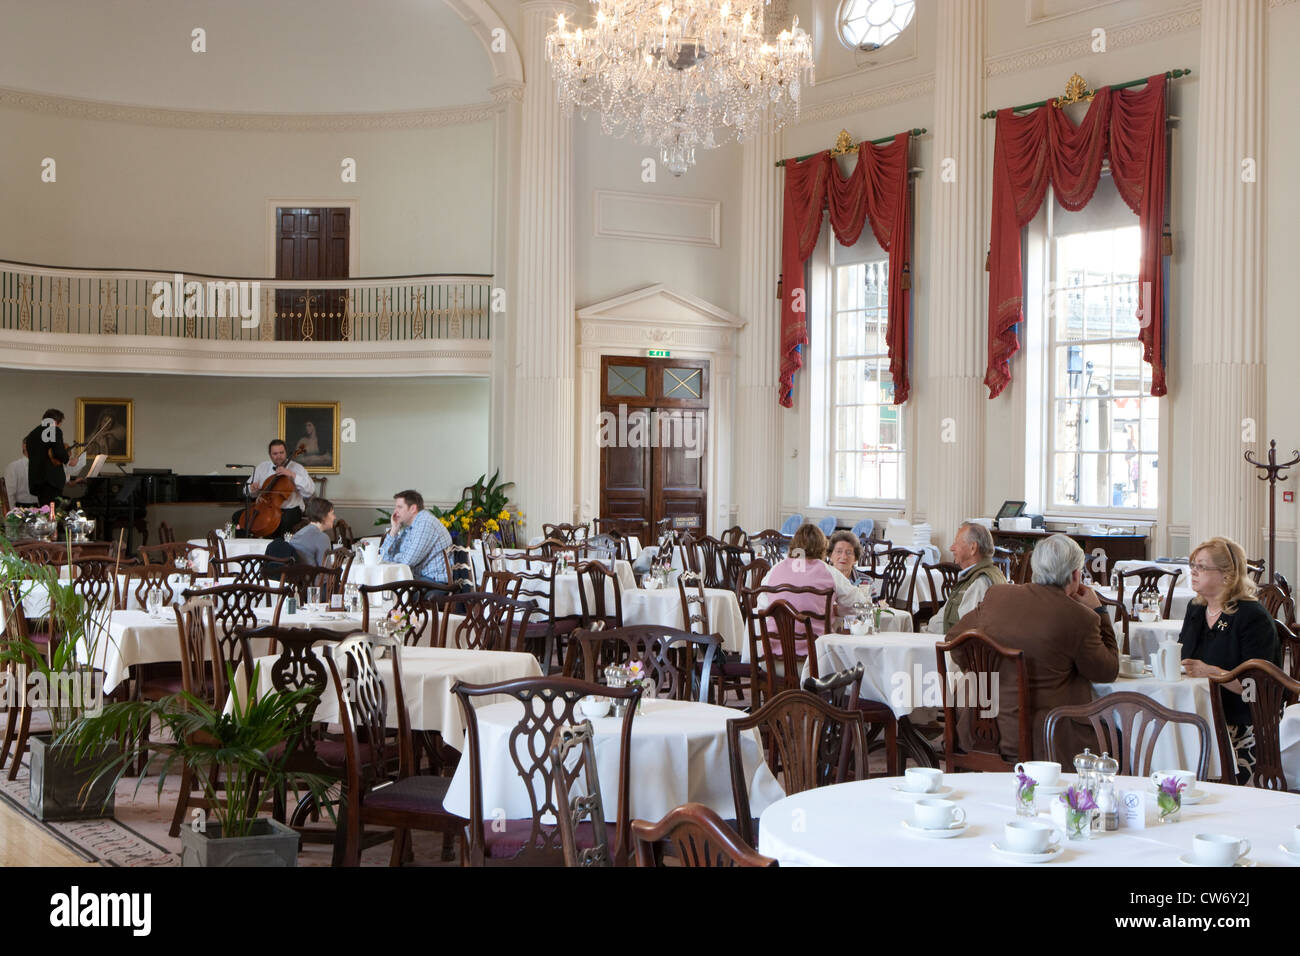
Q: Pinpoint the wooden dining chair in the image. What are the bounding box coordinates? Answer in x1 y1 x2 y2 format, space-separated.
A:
1246 559 1266 586
210 554 291 588
166 596 220 836
358 579 457 646
803 662 899 777
206 531 227 564
632 803 777 868
1043 691 1211 780
563 625 720 703
277 564 344 604
324 634 466 866
1208 658 1300 790
726 689 866 847
438 592 538 652
878 548 920 611
935 629 1031 772
139 541 207 570
0 587 40 780
1095 591 1132 656
451 675 641 866
574 559 624 631
1116 567 1180 620
322 546 355 592
66 557 123 611
179 583 287 697
331 518 355 547
542 523 590 546
915 561 961 629
551 721 613 867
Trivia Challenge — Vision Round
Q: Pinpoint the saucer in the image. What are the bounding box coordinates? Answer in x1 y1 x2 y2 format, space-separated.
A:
1178 853 1255 868
1035 783 1068 795
990 841 1064 863
892 785 954 800
901 819 968 839
1278 843 1300 861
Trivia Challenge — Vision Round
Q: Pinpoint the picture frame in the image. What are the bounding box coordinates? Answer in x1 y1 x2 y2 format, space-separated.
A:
278 401 340 474
75 398 134 463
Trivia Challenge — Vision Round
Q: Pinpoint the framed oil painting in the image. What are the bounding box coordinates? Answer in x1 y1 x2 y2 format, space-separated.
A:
76 398 134 463
278 401 340 474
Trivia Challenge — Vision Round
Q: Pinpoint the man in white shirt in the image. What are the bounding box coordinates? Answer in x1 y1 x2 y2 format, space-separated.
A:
233 438 315 538
5 440 83 507
924 522 1008 633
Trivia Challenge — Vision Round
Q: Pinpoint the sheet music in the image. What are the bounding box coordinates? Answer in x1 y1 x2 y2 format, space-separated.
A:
84 454 107 479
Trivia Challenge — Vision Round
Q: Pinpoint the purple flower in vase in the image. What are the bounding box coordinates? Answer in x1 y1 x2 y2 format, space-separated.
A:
1158 777 1187 797
1063 786 1098 812
1016 771 1037 796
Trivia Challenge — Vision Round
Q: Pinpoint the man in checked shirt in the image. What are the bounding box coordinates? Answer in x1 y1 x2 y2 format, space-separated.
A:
380 489 452 583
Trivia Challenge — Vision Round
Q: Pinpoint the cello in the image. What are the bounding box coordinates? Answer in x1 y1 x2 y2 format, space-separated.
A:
236 441 309 538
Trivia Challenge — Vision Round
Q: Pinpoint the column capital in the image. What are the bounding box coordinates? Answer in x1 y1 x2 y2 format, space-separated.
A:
490 81 525 105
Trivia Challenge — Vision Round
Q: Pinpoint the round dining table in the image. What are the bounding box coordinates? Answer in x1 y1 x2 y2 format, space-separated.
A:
758 772 1300 866
443 696 784 823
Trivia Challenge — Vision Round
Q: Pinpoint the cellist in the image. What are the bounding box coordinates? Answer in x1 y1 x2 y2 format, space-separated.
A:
233 439 314 538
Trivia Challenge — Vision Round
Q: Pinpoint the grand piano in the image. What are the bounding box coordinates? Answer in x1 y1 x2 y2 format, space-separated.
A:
77 472 248 551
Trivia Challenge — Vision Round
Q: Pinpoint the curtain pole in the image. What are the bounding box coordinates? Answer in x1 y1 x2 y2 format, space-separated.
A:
774 128 926 168
980 68 1191 119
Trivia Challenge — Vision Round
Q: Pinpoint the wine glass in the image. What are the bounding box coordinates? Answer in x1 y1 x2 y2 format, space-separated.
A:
146 585 164 620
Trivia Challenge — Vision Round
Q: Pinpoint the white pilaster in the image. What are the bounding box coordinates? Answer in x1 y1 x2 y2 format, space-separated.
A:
922 0 986 553
734 123 784 531
1189 0 1265 554
491 81 523 485
513 1 577 532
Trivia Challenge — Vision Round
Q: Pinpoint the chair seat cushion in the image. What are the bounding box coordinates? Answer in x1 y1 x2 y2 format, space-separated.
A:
363 774 456 816
481 818 611 859
856 700 898 725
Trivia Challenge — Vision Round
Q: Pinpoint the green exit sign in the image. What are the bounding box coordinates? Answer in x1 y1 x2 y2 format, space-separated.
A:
646 349 671 358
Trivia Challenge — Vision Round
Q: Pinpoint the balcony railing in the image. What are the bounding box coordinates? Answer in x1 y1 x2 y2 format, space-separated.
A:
0 261 493 342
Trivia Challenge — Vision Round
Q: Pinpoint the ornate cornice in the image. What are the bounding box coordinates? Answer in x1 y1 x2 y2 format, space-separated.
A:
491 82 526 104
795 74 936 125
985 4 1201 77
0 86 499 131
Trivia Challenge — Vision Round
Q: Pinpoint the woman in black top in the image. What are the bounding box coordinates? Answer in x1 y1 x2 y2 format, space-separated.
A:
1179 536 1279 784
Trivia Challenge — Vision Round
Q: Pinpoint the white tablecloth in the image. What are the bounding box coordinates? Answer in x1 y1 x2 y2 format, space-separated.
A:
349 562 413 587
805 631 943 719
1125 618 1185 661
759 772 1300 866
81 606 365 693
1091 673 1221 779
1274 704 1300 788
442 697 784 822
241 645 541 742
1111 560 1190 588
187 537 268 573
623 587 746 654
20 571 192 616
744 608 915 667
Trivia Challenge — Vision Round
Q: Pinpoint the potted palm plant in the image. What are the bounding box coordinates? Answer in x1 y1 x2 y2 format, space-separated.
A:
0 543 117 821
61 665 334 866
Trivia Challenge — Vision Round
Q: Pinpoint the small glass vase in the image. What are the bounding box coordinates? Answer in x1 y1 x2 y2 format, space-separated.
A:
1015 785 1037 817
1157 793 1181 823
1065 808 1092 841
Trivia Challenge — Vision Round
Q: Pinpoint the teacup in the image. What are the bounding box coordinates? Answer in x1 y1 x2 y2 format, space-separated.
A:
903 767 944 793
913 798 965 830
1192 833 1251 867
1151 769 1196 792
1015 761 1062 787
579 697 610 719
1003 819 1062 854
1120 656 1145 676
849 619 871 636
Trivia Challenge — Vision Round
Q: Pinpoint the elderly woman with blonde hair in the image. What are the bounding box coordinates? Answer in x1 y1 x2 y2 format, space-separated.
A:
1179 536 1278 784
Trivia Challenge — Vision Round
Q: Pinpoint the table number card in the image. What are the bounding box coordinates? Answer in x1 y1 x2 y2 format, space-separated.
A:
1119 790 1150 828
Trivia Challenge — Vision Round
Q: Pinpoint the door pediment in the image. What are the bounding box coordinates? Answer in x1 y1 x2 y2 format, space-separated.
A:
577 285 745 349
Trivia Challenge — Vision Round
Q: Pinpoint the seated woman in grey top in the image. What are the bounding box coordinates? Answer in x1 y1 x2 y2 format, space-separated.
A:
290 496 335 567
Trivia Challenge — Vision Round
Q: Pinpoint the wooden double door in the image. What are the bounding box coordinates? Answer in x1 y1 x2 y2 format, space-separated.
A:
599 356 709 536
275 207 350 341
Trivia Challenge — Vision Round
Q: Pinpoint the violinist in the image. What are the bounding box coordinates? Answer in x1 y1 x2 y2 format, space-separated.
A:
23 408 71 506
233 439 314 538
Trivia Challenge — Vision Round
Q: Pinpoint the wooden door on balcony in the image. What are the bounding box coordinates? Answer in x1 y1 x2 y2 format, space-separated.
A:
275 207 349 341
599 356 709 538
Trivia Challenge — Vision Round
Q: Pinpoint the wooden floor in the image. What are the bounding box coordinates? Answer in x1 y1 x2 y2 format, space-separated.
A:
0 799 97 867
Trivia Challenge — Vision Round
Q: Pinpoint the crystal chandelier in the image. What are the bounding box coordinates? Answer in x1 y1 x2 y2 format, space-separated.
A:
546 1 814 176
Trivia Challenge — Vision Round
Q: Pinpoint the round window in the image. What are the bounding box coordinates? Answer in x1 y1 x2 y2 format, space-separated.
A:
837 0 916 52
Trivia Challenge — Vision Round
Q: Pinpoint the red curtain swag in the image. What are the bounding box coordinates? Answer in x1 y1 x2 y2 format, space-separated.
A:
985 73 1169 399
779 131 913 408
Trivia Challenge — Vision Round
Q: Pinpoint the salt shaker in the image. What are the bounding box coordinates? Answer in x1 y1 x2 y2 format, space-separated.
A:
1095 751 1120 831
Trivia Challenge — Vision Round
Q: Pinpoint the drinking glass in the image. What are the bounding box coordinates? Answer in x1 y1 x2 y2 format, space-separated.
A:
146 586 164 619
307 586 322 610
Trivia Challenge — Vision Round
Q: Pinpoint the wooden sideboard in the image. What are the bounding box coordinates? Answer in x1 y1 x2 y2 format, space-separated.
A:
992 528 1147 578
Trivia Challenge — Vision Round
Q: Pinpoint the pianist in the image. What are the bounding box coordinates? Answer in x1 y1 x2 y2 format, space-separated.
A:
233 439 314 538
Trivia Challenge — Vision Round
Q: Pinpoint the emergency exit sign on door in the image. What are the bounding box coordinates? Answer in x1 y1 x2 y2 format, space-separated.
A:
645 349 671 358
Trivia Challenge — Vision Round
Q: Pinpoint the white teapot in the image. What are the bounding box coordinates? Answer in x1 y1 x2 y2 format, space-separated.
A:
1150 638 1183 682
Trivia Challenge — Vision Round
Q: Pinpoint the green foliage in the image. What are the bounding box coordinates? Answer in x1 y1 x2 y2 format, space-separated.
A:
58 663 335 839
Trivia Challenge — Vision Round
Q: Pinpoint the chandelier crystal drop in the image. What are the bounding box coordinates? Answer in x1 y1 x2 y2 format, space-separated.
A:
546 1 815 177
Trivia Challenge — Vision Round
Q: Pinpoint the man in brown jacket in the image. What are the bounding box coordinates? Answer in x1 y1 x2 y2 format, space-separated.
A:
947 533 1119 763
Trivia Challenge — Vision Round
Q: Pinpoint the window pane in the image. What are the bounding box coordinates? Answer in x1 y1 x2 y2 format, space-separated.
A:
1113 282 1140 337
1054 400 1081 452
836 264 864 312
1111 343 1143 395
1085 286 1111 339
1076 453 1107 508
1140 455 1159 509
1057 283 1085 342
606 364 646 397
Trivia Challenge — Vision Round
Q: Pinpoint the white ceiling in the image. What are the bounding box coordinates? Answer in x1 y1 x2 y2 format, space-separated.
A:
0 0 495 113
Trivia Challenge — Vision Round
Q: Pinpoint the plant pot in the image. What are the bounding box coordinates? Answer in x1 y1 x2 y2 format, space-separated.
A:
27 735 118 822
180 817 300 867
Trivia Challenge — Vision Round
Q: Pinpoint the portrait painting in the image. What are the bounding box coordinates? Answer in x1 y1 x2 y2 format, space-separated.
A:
76 398 134 463
278 401 340 474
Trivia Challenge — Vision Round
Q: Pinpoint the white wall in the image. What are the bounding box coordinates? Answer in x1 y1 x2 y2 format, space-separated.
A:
0 368 489 541
0 106 495 277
